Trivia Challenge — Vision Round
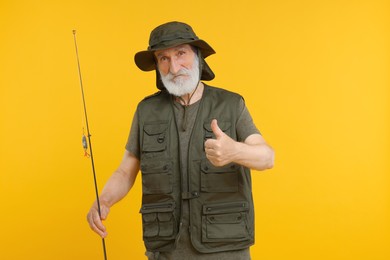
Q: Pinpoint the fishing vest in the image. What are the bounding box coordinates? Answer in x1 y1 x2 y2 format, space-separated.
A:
137 85 255 253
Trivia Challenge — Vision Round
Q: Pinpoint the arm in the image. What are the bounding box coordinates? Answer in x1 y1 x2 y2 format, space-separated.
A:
204 119 274 171
87 150 140 238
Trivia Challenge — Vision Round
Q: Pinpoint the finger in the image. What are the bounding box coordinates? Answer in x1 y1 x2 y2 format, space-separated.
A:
211 119 224 139
88 209 107 238
207 154 228 167
93 211 106 232
205 137 222 149
88 218 107 238
205 146 218 156
204 138 217 149
206 153 223 167
205 153 214 162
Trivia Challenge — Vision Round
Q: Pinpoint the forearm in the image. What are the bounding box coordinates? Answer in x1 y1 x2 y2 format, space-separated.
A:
87 151 139 237
99 151 140 207
233 142 274 171
99 170 135 207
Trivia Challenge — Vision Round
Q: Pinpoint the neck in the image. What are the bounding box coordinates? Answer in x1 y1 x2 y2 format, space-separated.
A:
175 82 204 106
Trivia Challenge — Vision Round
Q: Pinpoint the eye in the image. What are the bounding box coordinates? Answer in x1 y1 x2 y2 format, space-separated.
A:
178 50 186 56
159 56 169 62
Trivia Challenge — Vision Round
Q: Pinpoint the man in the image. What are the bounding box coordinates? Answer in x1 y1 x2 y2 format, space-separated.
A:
87 21 274 260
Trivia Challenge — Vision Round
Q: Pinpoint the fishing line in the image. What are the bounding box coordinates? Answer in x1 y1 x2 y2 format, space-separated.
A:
72 29 108 260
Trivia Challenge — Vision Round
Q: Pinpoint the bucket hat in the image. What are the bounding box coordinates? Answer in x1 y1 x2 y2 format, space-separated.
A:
134 21 216 87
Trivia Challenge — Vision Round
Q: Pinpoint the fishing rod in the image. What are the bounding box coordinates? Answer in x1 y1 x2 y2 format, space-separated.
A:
72 30 108 260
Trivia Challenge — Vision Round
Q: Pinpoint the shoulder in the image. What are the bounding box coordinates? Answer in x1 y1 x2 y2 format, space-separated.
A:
138 89 170 107
136 89 171 118
204 84 244 102
142 90 163 101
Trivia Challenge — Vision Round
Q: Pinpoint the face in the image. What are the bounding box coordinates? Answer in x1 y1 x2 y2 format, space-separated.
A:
155 44 200 97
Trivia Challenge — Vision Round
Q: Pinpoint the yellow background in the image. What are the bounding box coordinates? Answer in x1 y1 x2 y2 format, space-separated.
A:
0 0 389 259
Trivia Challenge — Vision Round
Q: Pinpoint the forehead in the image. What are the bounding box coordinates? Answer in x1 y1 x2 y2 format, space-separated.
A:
154 44 194 57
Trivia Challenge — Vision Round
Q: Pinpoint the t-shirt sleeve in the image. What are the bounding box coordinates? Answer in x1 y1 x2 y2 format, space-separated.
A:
236 98 261 142
125 110 140 159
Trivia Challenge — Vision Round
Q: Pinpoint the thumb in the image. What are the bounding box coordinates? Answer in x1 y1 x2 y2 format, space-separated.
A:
100 208 108 220
99 201 110 220
211 119 224 139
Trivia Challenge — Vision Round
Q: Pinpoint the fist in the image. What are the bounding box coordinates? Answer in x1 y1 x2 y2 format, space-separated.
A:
204 119 237 166
87 200 110 238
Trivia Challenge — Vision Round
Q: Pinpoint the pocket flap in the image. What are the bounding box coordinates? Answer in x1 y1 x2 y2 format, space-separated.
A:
203 121 231 132
201 160 239 173
142 212 157 223
141 160 173 174
144 123 168 135
207 212 244 224
158 212 173 222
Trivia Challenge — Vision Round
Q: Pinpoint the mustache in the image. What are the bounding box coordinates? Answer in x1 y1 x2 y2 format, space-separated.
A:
165 69 190 81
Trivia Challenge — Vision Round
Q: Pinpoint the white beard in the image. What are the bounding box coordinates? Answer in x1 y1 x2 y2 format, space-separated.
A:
159 55 200 97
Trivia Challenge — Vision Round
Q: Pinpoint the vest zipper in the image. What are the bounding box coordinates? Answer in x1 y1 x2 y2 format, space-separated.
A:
205 202 247 213
141 203 173 211
170 97 185 250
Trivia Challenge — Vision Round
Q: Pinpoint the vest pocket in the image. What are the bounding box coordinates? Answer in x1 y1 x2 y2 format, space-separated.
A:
140 202 176 240
200 160 239 192
203 121 232 141
141 160 173 194
142 122 168 154
201 201 250 242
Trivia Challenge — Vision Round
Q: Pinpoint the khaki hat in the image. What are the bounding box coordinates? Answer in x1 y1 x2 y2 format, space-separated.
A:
134 21 216 83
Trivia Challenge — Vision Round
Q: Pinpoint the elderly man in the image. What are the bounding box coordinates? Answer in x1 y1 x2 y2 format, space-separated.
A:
87 21 274 260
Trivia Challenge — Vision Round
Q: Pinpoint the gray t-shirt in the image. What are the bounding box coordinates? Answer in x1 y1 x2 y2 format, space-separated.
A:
126 95 259 260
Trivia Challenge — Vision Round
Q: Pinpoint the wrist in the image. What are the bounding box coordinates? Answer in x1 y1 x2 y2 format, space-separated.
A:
98 197 112 208
231 140 243 164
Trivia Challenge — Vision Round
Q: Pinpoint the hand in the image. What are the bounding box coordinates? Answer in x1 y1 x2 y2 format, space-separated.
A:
204 119 238 167
87 200 110 238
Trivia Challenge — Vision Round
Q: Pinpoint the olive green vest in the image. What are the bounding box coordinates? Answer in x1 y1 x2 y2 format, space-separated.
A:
137 85 255 253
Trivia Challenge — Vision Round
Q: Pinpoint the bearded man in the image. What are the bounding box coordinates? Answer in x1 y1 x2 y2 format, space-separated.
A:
87 21 274 260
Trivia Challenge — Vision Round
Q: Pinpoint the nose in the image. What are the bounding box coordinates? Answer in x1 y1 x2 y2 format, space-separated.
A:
169 58 181 75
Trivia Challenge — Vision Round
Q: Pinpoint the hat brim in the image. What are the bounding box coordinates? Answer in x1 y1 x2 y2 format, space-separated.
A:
134 39 215 71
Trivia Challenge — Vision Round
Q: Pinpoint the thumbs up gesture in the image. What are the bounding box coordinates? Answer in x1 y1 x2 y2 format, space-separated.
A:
204 119 238 167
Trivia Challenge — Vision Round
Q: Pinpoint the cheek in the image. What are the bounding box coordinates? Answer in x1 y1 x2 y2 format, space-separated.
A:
157 64 169 75
183 56 196 70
